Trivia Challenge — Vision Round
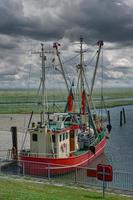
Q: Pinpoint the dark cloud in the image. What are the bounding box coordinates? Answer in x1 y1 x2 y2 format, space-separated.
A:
0 0 133 88
0 0 66 41
0 0 133 45
59 0 133 44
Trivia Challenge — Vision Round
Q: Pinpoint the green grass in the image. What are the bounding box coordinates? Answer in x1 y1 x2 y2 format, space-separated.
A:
0 178 132 200
94 88 133 99
0 88 133 113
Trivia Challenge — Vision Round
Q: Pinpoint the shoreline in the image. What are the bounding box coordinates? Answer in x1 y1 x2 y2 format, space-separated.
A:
0 101 132 114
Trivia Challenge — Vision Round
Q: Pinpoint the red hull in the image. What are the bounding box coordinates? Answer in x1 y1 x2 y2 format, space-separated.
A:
20 137 106 176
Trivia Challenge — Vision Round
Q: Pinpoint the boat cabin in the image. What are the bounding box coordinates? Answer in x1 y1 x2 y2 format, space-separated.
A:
29 113 80 158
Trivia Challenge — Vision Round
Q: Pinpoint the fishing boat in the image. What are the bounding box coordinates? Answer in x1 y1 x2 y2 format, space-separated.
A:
19 38 112 176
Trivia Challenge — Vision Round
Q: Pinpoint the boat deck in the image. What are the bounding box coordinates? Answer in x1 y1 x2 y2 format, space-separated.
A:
72 149 87 156
49 121 78 131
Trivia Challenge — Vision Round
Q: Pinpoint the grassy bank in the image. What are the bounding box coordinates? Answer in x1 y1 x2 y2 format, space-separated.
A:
0 88 133 113
0 178 132 200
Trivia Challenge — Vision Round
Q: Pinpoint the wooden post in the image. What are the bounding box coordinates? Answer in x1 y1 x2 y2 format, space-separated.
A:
122 107 126 124
120 111 123 127
11 126 18 160
107 110 112 133
107 110 111 125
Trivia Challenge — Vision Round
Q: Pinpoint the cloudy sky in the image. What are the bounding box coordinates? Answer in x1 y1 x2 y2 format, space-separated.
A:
0 0 133 89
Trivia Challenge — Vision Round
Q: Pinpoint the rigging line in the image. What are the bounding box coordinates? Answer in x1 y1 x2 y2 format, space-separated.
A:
75 72 81 112
84 91 98 137
53 51 97 83
82 39 98 48
99 51 108 122
54 45 69 92
101 46 108 115
36 71 43 113
37 79 42 95
21 111 33 150
52 54 80 83
60 53 80 65
52 64 71 85
90 42 103 97
101 47 104 108
58 54 76 87
99 47 104 118
82 69 97 114
85 51 98 67
55 51 98 84
21 54 33 149
45 73 49 114
53 68 67 112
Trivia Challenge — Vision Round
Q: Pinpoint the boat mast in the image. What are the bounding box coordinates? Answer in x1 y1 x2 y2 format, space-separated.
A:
79 36 84 93
78 36 86 115
41 43 46 124
31 43 47 124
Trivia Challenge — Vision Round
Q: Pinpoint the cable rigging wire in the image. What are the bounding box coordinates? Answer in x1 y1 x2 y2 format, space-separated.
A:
97 46 108 124
21 52 33 150
100 47 108 115
84 51 98 68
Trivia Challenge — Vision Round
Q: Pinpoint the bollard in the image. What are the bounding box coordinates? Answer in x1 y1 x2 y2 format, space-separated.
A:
11 126 18 160
107 110 111 125
107 110 112 133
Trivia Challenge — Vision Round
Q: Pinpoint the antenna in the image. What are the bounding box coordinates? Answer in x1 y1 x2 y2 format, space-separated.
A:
32 43 54 124
79 36 84 93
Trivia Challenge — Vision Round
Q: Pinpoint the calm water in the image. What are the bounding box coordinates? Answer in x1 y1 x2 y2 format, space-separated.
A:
0 105 133 172
105 105 133 172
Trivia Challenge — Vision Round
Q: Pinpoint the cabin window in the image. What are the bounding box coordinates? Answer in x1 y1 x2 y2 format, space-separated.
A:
60 134 62 142
32 134 38 141
63 133 65 140
66 132 68 139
